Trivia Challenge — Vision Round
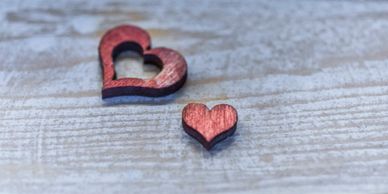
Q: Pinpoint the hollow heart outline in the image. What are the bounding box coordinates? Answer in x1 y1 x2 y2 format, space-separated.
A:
99 25 188 98
182 103 238 150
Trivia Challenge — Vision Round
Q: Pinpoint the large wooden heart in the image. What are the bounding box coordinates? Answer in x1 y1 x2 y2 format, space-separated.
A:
182 103 238 150
99 25 187 98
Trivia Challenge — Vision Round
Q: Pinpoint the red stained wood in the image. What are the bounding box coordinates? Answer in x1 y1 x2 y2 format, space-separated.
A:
99 25 188 98
182 103 238 150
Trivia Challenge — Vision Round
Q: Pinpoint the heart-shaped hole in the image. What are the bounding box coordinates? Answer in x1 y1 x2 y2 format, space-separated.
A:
112 42 161 80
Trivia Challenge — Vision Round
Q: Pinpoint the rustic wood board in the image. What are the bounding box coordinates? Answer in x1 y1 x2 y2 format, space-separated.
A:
1 0 388 193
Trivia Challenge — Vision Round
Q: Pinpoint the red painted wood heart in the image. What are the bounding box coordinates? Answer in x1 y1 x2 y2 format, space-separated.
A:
182 103 238 150
99 25 187 98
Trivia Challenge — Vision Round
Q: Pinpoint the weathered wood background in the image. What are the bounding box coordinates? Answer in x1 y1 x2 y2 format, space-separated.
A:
1 0 388 193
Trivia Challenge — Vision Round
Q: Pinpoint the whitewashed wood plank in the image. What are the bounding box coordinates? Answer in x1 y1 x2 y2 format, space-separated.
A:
2 0 388 194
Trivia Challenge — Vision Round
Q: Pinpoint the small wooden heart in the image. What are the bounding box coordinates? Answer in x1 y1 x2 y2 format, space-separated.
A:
99 25 187 98
182 103 238 150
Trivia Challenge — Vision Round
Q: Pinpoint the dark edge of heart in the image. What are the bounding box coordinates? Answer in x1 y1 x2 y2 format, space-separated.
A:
102 71 187 98
182 119 237 150
100 44 188 98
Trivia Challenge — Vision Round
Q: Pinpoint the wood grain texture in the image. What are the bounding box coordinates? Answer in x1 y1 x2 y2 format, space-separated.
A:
1 0 388 193
182 103 238 150
99 25 187 98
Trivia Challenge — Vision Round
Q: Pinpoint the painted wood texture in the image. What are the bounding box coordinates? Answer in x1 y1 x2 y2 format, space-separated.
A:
99 25 188 98
182 103 238 150
1 0 388 193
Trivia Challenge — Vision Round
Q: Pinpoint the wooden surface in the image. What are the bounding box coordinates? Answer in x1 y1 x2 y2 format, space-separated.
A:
2 0 388 193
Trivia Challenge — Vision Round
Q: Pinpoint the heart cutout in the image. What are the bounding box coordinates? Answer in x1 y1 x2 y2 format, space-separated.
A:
99 25 187 98
182 103 238 150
